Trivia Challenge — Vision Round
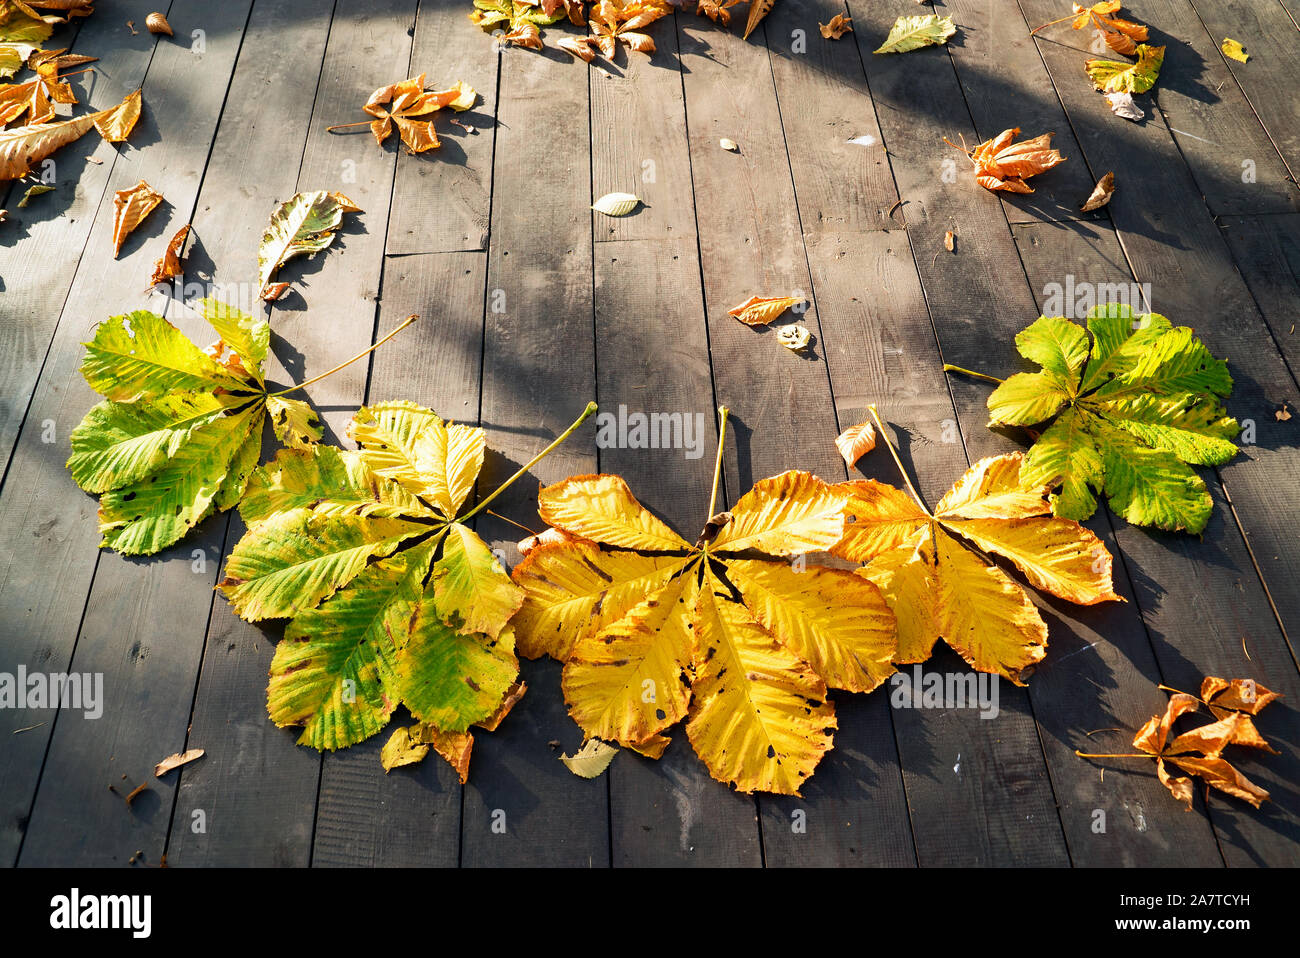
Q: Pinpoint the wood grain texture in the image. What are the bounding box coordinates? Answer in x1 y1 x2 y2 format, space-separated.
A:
166 0 416 867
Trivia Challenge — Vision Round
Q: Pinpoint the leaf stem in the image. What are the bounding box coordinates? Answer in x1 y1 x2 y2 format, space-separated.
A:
707 405 729 521
325 120 373 132
1075 751 1150 760
268 314 419 398
943 363 1004 385
1029 13 1079 35
459 401 599 522
866 405 931 516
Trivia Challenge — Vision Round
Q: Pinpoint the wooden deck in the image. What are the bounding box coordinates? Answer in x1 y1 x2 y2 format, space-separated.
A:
2 0 1299 868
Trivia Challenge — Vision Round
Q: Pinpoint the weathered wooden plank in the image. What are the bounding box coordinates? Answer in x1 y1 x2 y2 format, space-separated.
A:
167 0 418 867
0 1 161 489
590 17 695 243
460 33 608 868
311 249 488 868
1027 29 1300 673
1011 221 1300 865
385 1 500 255
1186 0 1300 180
938 0 1099 223
587 15 765 866
11 0 258 867
762 0 896 232
1017 0 1298 217
1219 212 1300 377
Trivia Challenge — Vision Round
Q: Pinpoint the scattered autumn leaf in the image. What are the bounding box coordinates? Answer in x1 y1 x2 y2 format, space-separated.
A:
874 14 956 55
512 407 897 794
1221 38 1248 63
1081 689 1273 808
835 421 876 468
257 189 361 297
742 0 773 40
1085 43 1164 94
1072 2 1147 55
944 229 955 251
592 190 641 215
947 127 1066 194
0 0 50 80
777 324 810 351
470 0 565 49
0 48 95 125
819 13 851 39
342 73 475 153
154 748 203 776
696 0 741 28
1105 90 1143 121
1201 676 1281 717
728 294 801 326
66 300 332 554
719 137 739 152
111 179 163 257
16 181 50 205
585 0 669 59
980 306 1237 532
148 223 190 286
0 87 139 180
831 417 1119 683
561 739 620 778
1080 170 1114 211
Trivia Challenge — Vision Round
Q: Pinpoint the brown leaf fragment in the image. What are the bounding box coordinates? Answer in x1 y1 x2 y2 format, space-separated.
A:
111 179 162 257
836 421 877 468
1080 170 1115 211
154 747 204 777
1275 403 1291 421
145 12 172 35
944 229 955 251
819 13 852 39
123 781 148 805
148 223 189 286
1200 676 1280 715
557 36 596 61
261 281 291 302
948 127 1066 194
1167 755 1269 808
727 294 801 326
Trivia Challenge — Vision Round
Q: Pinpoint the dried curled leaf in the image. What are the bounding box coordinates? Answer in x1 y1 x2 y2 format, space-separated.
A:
0 87 139 181
1070 2 1147 56
742 0 774 40
949 127 1066 194
148 223 190 286
257 189 361 296
360 73 475 154
0 48 95 125
727 294 801 326
832 452 1119 683
218 400 543 780
588 0 669 59
873 14 955 55
819 14 851 39
1131 692 1270 808
1085 43 1164 94
1105 90 1143 121
592 191 641 216
154 748 203 776
985 306 1238 532
1201 677 1280 717
66 300 321 554
1080 170 1114 211
16 181 51 206
111 180 163 258
835 421 876 468
512 463 898 794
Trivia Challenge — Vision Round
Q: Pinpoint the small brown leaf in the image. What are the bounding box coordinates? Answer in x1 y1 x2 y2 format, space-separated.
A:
261 281 291 302
154 747 204 777
146 12 172 35
148 223 190 286
835 421 877 468
1200 676 1281 716
111 179 163 257
1080 170 1115 211
819 14 852 39
944 229 955 252
1276 404 1292 422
